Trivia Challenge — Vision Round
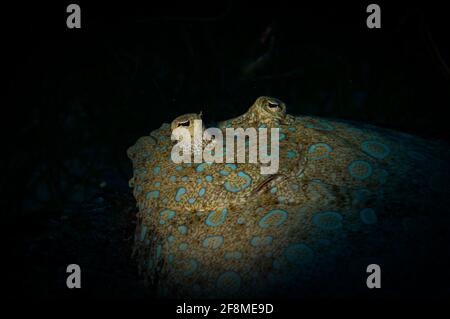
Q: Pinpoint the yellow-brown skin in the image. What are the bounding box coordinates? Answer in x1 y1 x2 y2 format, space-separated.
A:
219 96 293 128
170 112 203 136
127 96 449 298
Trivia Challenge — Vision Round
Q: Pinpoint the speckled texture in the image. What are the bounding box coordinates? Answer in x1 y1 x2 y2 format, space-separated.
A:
127 96 450 298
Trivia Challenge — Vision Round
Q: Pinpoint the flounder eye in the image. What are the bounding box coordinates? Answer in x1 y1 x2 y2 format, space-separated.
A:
268 101 280 109
178 120 190 127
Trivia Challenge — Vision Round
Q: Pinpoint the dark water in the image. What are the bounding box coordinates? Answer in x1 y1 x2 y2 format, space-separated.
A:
3 1 450 300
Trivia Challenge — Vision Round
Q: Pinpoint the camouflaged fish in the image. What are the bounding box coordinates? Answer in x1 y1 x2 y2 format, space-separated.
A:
127 96 450 298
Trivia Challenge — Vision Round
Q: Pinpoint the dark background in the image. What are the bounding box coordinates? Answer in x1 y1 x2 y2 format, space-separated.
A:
3 1 449 300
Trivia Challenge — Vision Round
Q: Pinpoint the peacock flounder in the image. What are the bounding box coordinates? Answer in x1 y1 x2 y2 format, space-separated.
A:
127 96 450 298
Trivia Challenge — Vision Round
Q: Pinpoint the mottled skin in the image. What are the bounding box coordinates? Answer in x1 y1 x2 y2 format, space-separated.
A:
127 97 450 298
219 96 291 128
170 112 203 135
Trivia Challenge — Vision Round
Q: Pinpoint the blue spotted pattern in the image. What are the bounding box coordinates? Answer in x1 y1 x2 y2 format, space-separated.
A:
175 187 186 202
178 225 188 235
160 209 176 225
361 141 390 160
308 143 333 160
360 208 377 224
259 209 288 228
287 150 297 158
224 171 252 193
250 236 273 247
205 209 228 226
203 235 224 249
146 190 160 200
348 160 373 180
220 163 237 176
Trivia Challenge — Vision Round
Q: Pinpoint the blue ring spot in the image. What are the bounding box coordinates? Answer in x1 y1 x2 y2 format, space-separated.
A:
188 197 196 204
178 225 188 234
182 176 189 182
176 166 183 171
205 175 213 182
216 271 241 294
175 187 186 202
196 163 208 173
183 259 198 276
250 236 273 247
270 187 277 194
159 209 176 224
179 242 188 251
167 235 175 243
259 209 288 228
308 143 333 160
153 166 161 175
134 168 147 178
348 160 373 180
219 163 237 176
169 175 177 182
205 208 228 227
198 188 206 197
312 211 343 230
287 150 297 158
202 235 224 249
360 208 378 224
361 141 390 160
146 190 160 200
224 171 253 193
